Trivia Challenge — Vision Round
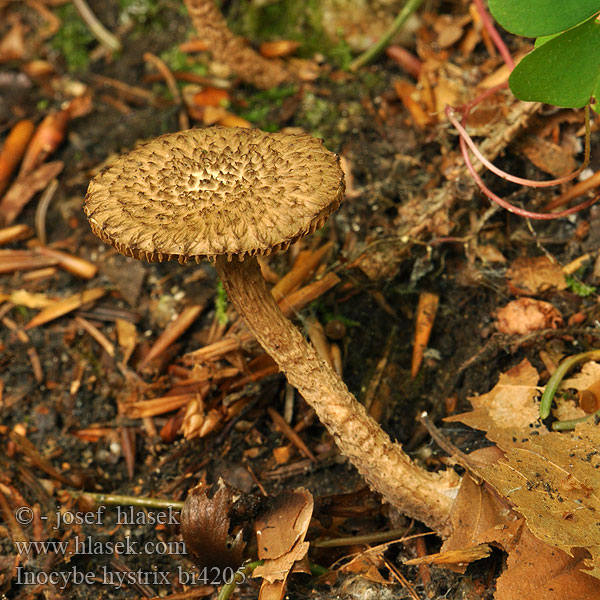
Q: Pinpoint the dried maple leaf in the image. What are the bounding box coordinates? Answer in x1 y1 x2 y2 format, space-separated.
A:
440 454 519 573
496 297 563 335
450 360 600 580
506 256 567 296
446 359 542 450
480 421 600 578
494 525 600 600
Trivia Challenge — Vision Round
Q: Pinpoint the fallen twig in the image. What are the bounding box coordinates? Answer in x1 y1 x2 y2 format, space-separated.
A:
34 246 98 279
0 249 58 274
411 291 439 378
25 287 106 329
72 0 121 52
0 119 35 196
139 304 204 370
143 51 189 130
123 392 201 419
34 178 58 245
0 224 33 245
0 161 63 226
74 316 115 357
268 406 316 463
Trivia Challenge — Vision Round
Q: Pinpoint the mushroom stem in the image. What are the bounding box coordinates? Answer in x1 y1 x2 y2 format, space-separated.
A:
183 0 294 89
215 255 459 535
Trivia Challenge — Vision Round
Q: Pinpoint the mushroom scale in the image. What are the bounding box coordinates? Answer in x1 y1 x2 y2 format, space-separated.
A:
84 127 344 262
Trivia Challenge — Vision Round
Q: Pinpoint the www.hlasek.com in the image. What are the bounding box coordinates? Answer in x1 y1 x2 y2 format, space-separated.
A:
14 535 186 556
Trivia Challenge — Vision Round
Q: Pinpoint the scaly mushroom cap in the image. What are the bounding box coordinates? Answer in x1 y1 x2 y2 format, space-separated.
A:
84 127 345 263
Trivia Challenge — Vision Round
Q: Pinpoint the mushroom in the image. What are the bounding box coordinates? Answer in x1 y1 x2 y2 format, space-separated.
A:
183 0 294 89
84 127 459 534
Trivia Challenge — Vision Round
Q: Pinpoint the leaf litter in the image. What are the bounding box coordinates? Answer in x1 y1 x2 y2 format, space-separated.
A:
445 358 600 596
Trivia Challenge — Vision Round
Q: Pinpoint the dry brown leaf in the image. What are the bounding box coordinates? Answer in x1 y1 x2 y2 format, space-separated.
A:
254 488 313 600
475 243 507 264
340 552 389 584
180 480 245 570
517 135 576 178
494 526 600 600
496 297 563 335
0 161 64 225
562 361 600 392
433 14 471 49
440 463 519 572
448 361 600 590
405 545 491 568
446 358 542 450
507 256 567 295
550 362 600 421
480 421 600 578
552 397 586 423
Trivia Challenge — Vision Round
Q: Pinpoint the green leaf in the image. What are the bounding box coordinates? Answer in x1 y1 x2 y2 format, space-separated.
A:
534 33 560 48
488 0 600 37
509 16 600 110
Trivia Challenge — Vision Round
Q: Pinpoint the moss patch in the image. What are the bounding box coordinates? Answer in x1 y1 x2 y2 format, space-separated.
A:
235 85 298 131
228 0 353 68
51 3 95 72
118 0 162 28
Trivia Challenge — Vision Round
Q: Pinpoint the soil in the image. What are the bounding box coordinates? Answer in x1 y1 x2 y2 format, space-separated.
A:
1 1 600 599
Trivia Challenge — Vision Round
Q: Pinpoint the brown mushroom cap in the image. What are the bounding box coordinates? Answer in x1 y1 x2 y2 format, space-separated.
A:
84 127 344 263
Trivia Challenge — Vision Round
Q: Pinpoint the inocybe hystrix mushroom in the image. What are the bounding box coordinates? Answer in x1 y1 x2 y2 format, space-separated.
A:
84 127 459 534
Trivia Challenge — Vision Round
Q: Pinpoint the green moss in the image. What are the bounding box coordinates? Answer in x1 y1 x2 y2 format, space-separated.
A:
299 92 333 130
215 280 229 326
566 274 597 297
159 46 208 75
15 305 32 321
51 3 94 72
228 0 353 68
118 0 161 26
235 85 297 131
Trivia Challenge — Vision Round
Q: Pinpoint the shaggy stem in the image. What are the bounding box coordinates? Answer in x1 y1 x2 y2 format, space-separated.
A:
184 0 293 89
215 255 459 535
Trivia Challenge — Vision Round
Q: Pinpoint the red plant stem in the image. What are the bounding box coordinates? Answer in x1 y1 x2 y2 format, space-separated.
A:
473 0 514 70
446 104 589 188
454 113 598 219
450 2 596 219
